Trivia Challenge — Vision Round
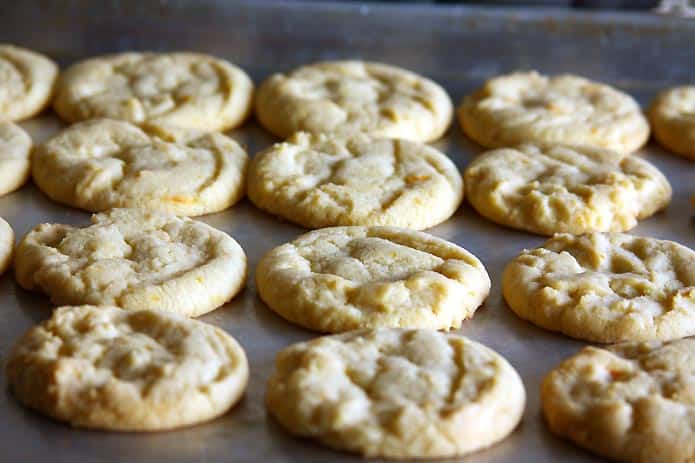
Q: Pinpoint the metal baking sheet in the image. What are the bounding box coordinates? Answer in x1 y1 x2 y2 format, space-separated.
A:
1 1 694 462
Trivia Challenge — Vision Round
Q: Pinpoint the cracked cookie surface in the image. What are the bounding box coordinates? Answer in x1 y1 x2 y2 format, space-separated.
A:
0 217 13 275
266 328 525 458
6 305 249 431
256 226 490 332
648 86 695 160
0 120 32 196
15 208 247 317
0 44 58 120
503 232 695 342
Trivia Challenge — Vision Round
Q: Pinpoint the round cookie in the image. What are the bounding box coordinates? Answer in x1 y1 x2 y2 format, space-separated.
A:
541 339 695 462
464 144 672 235
33 119 248 216
266 328 525 459
247 132 463 230
256 226 490 333
0 44 58 121
648 86 695 160
15 208 247 317
503 232 695 343
0 120 32 196
459 71 649 154
0 217 14 275
6 304 249 431
255 60 453 142
53 52 253 131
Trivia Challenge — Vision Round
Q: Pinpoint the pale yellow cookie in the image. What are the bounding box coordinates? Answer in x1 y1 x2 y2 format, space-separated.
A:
503 232 695 343
460 71 649 153
648 86 695 160
0 217 14 275
267 328 525 459
53 52 253 131
255 60 452 142
15 208 246 317
542 339 695 463
6 305 248 431
0 44 58 121
0 120 32 196
256 226 490 333
464 144 672 235
33 119 248 216
247 132 463 230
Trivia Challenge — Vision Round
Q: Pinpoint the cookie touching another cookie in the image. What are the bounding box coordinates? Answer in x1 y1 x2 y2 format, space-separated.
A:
6 305 249 431
267 328 525 459
0 217 13 275
0 120 32 197
648 85 695 160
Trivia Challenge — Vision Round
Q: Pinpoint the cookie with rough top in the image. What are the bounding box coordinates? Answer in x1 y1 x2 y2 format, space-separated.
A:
6 304 249 431
266 328 525 459
648 86 695 160
542 339 695 463
464 144 671 235
247 132 463 230
0 44 58 121
0 120 32 196
255 60 453 142
53 52 253 131
256 226 490 333
33 119 248 216
503 232 695 343
15 208 246 317
0 217 14 275
459 71 649 153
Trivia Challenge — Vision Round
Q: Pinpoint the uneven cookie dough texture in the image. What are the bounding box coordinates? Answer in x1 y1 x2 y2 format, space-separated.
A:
256 226 490 332
15 209 247 317
542 339 695 463
6 305 249 431
0 217 14 275
503 233 695 343
460 71 649 153
53 52 253 131
464 144 672 235
0 120 32 196
0 44 58 120
248 132 463 230
255 60 453 142
33 119 248 216
267 329 525 459
648 86 695 160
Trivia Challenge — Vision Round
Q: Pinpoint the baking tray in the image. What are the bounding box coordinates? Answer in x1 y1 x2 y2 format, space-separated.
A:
0 1 694 462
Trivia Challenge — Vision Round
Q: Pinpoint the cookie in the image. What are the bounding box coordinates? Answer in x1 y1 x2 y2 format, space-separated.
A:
255 60 452 142
459 71 649 153
247 132 463 230
33 119 248 216
267 328 525 459
53 52 253 132
542 339 695 463
503 232 695 343
15 208 246 317
256 226 490 333
0 217 14 275
464 144 672 235
648 86 695 160
6 304 248 431
0 120 32 196
0 44 58 121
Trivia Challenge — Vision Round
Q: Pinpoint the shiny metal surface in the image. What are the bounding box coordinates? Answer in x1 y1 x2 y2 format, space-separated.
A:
0 1 694 462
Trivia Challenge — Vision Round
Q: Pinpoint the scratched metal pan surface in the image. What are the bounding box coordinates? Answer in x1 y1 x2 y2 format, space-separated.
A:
0 1 694 462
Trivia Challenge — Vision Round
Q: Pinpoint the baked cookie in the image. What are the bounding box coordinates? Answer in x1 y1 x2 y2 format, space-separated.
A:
0 217 14 275
266 328 525 459
247 132 463 230
542 339 695 463
53 52 253 131
0 44 58 121
648 86 695 160
0 120 32 196
460 71 649 153
256 226 490 332
503 232 695 343
464 144 672 235
6 304 248 431
255 60 452 142
15 208 246 317
33 119 248 216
